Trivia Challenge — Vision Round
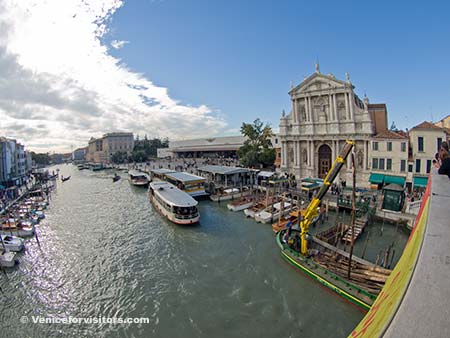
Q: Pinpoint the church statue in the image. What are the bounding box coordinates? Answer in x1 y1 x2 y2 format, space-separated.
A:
302 149 308 163
357 150 363 168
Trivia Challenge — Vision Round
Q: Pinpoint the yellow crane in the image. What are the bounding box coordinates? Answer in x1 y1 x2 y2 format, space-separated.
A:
298 140 354 255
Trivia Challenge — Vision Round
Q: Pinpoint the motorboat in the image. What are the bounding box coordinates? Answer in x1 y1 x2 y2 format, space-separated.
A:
148 181 199 225
129 170 150 187
1 235 25 251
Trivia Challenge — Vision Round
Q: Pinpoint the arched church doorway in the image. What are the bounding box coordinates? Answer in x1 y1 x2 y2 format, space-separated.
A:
318 144 332 178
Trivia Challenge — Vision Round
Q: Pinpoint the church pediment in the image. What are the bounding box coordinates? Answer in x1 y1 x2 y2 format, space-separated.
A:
290 73 348 95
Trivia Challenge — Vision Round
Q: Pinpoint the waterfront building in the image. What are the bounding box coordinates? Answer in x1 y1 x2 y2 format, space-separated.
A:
158 136 245 159
434 113 450 130
86 132 134 163
72 147 87 162
103 132 134 162
0 137 28 186
408 121 449 190
368 130 409 190
279 64 388 186
25 151 33 173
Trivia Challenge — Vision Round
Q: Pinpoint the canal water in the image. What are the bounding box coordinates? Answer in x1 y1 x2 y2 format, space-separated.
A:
0 165 408 338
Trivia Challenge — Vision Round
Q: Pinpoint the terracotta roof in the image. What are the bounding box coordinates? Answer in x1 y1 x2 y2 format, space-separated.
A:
411 121 444 131
373 130 408 139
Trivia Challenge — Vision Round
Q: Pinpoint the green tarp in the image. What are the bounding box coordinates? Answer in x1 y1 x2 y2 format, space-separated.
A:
413 176 428 188
384 175 406 186
369 173 384 184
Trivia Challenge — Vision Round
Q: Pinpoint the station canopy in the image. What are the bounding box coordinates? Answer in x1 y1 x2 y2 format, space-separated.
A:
369 173 384 184
257 171 275 178
197 165 249 175
413 176 428 188
384 175 406 186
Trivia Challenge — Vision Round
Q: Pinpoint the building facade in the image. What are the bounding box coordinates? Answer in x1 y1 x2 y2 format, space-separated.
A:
279 65 387 186
409 121 448 180
72 147 87 162
103 132 134 162
0 137 28 186
368 130 409 188
159 136 246 159
86 132 134 163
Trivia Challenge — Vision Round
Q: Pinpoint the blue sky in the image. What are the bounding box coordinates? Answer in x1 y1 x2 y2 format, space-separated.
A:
108 0 450 132
1 0 449 151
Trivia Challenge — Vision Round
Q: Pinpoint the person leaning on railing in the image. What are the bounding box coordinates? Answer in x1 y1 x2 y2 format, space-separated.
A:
437 141 450 179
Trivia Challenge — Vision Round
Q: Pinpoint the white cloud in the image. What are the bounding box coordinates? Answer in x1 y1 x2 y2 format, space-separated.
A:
111 39 128 49
0 0 227 152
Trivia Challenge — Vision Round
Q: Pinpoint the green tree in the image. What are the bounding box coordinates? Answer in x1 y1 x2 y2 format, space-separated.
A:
111 151 128 164
238 119 275 168
31 152 51 165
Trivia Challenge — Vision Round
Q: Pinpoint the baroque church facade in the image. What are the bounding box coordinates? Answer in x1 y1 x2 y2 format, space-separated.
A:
279 64 386 186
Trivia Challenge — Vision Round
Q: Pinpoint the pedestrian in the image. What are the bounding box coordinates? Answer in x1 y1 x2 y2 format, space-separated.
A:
438 147 450 178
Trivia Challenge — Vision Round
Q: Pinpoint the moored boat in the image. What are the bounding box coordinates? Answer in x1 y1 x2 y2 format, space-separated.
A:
227 197 255 212
0 250 17 268
148 181 199 225
1 235 25 252
254 201 292 223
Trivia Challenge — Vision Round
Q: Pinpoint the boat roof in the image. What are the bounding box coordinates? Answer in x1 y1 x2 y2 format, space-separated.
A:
257 171 275 178
151 168 177 175
129 170 148 178
165 172 205 183
150 181 198 207
197 165 249 175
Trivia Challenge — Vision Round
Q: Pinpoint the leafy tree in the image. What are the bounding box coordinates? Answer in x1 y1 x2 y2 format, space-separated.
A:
238 119 275 168
31 152 51 165
129 136 169 161
111 151 128 164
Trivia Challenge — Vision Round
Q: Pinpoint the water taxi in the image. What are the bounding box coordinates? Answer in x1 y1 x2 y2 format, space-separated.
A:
128 170 150 187
148 181 200 225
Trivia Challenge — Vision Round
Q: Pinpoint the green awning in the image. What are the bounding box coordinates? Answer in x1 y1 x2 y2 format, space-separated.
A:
384 175 406 186
413 176 428 188
369 173 385 184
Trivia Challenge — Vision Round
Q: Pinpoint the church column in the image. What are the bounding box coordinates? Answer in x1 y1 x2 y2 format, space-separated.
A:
344 92 350 120
333 94 338 121
364 140 368 170
308 96 312 122
310 141 315 169
293 141 298 166
328 94 333 121
349 92 354 120
331 140 336 161
292 99 297 123
281 141 286 167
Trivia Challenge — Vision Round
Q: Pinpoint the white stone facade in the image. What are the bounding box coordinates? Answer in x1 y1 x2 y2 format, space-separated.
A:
279 66 376 186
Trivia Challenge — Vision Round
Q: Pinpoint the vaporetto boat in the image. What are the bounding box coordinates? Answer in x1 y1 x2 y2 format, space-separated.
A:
128 170 150 187
148 181 200 225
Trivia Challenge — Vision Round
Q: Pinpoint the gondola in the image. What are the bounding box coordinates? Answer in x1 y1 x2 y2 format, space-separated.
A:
61 176 71 182
112 174 121 182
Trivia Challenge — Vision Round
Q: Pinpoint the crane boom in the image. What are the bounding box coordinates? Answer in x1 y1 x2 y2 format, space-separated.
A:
299 140 355 255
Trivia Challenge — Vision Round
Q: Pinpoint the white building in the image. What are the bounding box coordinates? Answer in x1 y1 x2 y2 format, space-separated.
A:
408 121 448 190
279 64 388 187
368 130 409 189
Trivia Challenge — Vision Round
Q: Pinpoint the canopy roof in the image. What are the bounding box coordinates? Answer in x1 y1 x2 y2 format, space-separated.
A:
197 165 249 175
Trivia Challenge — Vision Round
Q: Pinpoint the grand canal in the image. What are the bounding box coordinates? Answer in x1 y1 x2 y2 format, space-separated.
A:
0 165 409 338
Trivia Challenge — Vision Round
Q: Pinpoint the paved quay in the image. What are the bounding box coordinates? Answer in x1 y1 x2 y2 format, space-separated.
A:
350 168 450 338
382 169 450 337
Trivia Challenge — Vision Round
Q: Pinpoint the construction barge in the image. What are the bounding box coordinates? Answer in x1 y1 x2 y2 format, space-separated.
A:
275 140 391 311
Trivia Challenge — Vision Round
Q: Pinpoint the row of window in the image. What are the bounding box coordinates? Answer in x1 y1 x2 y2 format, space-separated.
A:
372 157 432 174
417 137 442 153
372 141 407 152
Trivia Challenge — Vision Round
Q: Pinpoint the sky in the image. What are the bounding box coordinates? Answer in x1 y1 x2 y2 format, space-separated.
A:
0 0 449 152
